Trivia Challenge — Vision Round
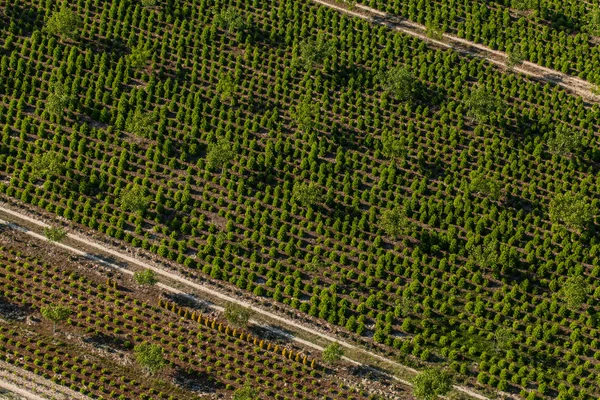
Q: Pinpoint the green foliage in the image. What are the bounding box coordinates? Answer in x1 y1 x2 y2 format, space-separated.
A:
214 7 246 34
412 368 453 400
584 8 600 36
120 185 150 215
216 73 236 102
506 45 525 70
134 269 157 286
465 86 501 123
561 276 588 309
469 172 500 200
380 207 408 237
291 97 319 133
126 110 155 138
547 124 582 156
232 381 258 400
134 342 165 375
468 239 499 269
297 36 334 70
45 82 72 118
224 302 252 328
30 151 64 179
549 191 593 231
494 327 514 352
40 304 71 334
425 22 444 40
380 66 418 102
128 46 152 70
44 7 82 39
43 226 67 242
292 182 321 207
322 342 344 364
380 130 407 160
206 139 234 171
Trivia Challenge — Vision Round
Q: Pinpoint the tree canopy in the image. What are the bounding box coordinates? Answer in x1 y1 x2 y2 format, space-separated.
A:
547 124 582 156
31 151 64 179
224 303 252 328
43 226 67 242
380 66 418 102
297 36 334 70
214 7 246 35
322 342 344 364
549 191 593 231
412 368 453 400
206 139 234 172
466 85 501 123
45 82 72 119
380 206 408 238
44 7 82 39
292 181 322 207
40 304 71 334
134 269 158 286
126 110 155 138
134 342 166 375
120 185 150 215
561 275 588 309
232 381 258 400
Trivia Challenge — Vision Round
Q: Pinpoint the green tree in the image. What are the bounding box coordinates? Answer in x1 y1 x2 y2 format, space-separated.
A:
206 139 234 172
292 181 322 207
224 302 252 328
44 7 82 39
380 206 408 237
380 66 418 102
561 276 588 309
547 124 582 156
322 342 344 364
40 304 71 334
134 342 166 375
506 45 525 70
297 36 334 70
584 8 600 36
468 239 499 270
120 185 150 215
43 226 67 242
232 381 258 400
126 110 155 138
469 172 500 200
31 151 64 179
292 97 319 133
413 368 453 400
466 86 501 123
45 82 72 118
380 130 407 160
134 269 157 286
494 327 514 352
214 7 246 35
549 191 593 231
216 73 236 102
128 45 152 70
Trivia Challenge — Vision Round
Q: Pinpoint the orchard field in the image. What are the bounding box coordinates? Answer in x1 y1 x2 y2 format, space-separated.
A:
1 0 600 399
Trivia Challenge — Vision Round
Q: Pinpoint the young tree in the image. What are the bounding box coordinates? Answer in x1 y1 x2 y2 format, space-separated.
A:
134 342 166 375
322 342 344 364
465 85 501 124
134 269 157 286
214 7 246 35
206 139 234 172
126 110 155 138
412 368 453 400
224 302 252 328
120 185 150 215
40 304 71 334
292 182 322 207
380 206 408 238
232 381 258 400
380 66 418 103
44 7 82 39
549 192 593 231
425 21 443 41
30 151 64 179
547 124 582 156
43 226 67 242
506 45 525 70
561 276 588 309
45 82 72 119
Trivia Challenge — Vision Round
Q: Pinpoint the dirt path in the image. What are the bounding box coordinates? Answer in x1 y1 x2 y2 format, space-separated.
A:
0 360 92 400
312 0 599 103
0 204 491 400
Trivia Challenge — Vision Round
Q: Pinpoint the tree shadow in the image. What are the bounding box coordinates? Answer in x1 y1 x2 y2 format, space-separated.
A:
81 35 128 58
0 293 30 321
83 331 131 351
542 8 581 33
173 368 222 394
503 192 536 214
250 324 293 344
163 292 213 312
